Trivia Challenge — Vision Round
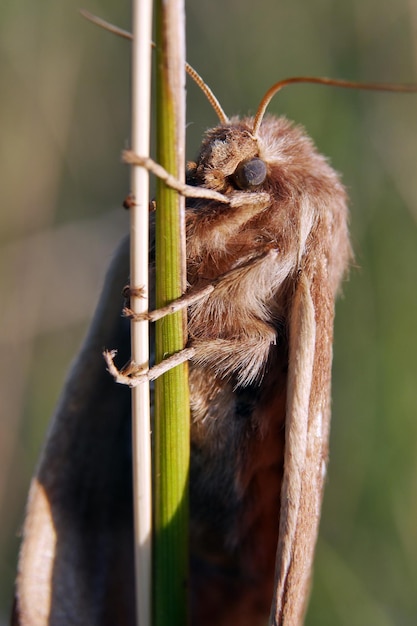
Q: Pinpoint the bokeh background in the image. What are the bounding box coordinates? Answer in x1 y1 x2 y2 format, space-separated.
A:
1 0 417 624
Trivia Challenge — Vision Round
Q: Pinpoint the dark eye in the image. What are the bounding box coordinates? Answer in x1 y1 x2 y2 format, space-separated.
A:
232 157 267 190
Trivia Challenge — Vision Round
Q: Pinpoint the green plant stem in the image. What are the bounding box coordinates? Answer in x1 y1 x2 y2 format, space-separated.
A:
153 2 189 625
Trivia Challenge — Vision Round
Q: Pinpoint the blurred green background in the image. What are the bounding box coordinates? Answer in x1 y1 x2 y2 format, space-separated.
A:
1 0 417 624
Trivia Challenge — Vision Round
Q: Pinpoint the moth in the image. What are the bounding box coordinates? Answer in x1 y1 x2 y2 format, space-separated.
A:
13 67 417 626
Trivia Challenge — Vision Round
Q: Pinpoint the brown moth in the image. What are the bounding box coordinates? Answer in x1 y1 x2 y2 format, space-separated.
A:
13 71 417 626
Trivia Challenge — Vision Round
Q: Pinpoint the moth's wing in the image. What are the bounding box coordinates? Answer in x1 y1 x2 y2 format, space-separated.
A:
13 236 136 626
270 269 335 626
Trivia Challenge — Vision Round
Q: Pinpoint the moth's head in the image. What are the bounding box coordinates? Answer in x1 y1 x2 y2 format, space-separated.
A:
191 123 268 193
188 113 329 204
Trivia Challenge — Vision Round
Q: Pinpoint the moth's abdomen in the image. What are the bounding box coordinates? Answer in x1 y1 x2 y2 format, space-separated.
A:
189 340 287 625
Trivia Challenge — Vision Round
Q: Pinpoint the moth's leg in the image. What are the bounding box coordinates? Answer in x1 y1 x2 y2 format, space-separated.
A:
123 283 215 323
123 150 270 211
103 347 196 387
123 151 229 204
123 249 278 323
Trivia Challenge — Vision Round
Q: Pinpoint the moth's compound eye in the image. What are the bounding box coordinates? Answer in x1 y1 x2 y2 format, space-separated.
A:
232 157 267 189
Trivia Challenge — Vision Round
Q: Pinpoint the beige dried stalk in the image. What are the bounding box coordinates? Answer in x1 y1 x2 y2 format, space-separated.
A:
129 0 153 624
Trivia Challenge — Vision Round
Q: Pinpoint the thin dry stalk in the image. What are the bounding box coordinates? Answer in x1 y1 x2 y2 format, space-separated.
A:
130 0 153 624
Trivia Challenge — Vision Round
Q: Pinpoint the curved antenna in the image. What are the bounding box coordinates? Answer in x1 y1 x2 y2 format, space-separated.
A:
252 76 417 136
80 10 229 124
183 63 229 124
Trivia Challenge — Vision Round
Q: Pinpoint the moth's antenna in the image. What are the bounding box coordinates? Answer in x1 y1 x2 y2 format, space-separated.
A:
252 76 417 136
183 64 229 124
79 10 229 124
